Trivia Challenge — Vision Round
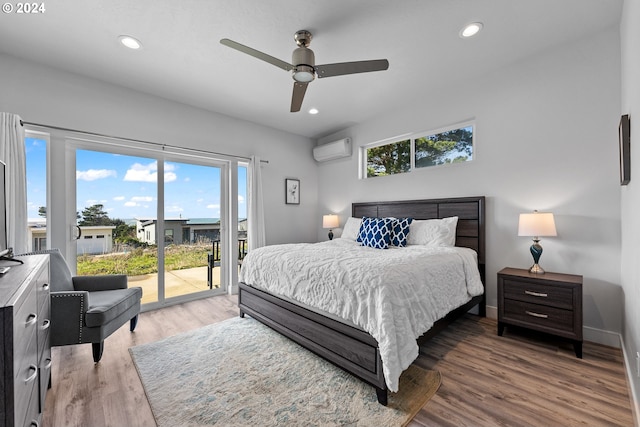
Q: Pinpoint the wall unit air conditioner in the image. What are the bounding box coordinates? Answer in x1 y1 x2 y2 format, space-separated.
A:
312 138 352 162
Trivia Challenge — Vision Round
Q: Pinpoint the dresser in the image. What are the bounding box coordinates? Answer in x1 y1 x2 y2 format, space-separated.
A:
497 267 583 358
0 255 51 427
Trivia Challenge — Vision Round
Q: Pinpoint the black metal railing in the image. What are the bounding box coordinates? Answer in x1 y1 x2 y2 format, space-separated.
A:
207 239 247 288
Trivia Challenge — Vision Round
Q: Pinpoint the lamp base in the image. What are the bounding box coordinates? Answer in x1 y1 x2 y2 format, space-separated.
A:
328 230 334 240
528 240 545 274
529 263 545 274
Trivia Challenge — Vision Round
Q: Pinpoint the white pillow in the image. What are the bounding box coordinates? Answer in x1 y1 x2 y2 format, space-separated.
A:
407 216 458 246
340 217 362 241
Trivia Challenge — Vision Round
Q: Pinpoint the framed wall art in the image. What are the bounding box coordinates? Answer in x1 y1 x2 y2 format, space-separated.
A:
619 114 631 185
285 178 300 204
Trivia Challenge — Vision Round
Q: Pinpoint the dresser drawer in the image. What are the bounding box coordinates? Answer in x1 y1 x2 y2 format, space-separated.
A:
13 285 38 368
37 295 51 358
503 299 575 335
503 279 573 309
35 266 50 314
13 332 39 427
39 344 52 413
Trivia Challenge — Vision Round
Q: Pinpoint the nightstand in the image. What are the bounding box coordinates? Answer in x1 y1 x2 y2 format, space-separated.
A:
497 267 583 358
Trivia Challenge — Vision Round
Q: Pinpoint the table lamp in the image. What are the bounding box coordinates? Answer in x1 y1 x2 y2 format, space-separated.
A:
518 210 557 274
322 214 339 240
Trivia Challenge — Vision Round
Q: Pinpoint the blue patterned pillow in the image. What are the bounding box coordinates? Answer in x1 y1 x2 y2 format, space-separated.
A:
389 217 413 247
356 217 392 249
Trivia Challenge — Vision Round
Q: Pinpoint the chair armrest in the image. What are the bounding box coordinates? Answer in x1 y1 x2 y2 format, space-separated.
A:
73 274 128 292
50 290 90 346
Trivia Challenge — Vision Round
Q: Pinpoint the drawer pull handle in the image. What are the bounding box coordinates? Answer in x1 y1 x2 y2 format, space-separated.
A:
25 365 38 383
30 421 40 427
43 283 50 291
25 313 38 326
526 310 549 319
42 319 51 330
525 290 548 297
44 358 52 370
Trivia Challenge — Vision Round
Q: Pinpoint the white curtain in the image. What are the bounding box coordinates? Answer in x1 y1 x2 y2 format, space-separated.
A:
247 155 266 250
0 113 28 254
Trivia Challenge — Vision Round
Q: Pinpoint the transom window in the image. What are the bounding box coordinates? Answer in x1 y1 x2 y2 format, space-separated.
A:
363 122 474 178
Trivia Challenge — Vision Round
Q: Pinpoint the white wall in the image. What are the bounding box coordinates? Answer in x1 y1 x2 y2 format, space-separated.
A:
620 0 640 413
0 53 318 255
317 29 622 342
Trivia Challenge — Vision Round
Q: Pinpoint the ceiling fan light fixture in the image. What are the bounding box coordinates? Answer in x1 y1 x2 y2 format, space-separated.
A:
308 108 319 115
460 22 483 38
293 65 315 83
118 35 142 50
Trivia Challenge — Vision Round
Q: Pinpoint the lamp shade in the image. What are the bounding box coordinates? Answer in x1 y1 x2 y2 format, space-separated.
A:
322 214 339 229
518 212 557 237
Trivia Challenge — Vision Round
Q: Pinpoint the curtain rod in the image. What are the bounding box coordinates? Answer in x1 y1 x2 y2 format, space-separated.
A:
20 120 269 164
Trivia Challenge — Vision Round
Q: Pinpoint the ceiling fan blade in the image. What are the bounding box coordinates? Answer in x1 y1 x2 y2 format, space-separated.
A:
290 82 308 112
315 59 389 78
220 38 293 72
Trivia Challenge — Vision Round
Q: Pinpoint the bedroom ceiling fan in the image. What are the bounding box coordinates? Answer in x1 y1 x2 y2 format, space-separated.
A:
220 30 389 112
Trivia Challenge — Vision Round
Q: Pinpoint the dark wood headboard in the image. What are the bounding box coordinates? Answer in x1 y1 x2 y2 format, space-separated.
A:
352 196 486 281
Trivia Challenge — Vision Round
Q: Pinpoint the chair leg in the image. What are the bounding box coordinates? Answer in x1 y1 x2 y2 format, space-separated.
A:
130 314 139 332
92 341 104 363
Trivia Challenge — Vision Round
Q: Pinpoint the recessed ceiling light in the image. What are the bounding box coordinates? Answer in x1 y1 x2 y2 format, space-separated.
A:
460 22 483 38
118 35 142 50
308 108 319 115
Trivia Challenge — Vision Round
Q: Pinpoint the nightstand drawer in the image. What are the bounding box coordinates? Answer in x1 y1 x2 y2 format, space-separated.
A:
503 279 573 309
504 299 574 333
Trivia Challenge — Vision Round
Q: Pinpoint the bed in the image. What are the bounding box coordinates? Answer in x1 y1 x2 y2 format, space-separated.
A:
238 196 486 405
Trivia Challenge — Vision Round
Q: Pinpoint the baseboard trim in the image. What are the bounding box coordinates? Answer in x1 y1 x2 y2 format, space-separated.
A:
620 335 640 427
583 325 622 349
486 305 497 319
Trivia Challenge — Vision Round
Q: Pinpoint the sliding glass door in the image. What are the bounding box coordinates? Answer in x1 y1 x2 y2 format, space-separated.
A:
162 160 224 299
74 146 229 307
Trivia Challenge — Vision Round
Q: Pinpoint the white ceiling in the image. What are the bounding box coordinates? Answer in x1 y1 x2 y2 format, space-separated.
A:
0 0 622 139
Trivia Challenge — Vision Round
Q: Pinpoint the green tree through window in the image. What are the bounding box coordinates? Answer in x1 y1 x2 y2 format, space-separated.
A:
366 139 411 177
415 126 473 168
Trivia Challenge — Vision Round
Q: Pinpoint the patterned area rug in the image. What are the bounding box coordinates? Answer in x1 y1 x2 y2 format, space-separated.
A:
129 317 440 426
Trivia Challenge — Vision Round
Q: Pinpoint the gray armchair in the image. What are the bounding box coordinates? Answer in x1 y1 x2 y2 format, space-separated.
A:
21 249 142 363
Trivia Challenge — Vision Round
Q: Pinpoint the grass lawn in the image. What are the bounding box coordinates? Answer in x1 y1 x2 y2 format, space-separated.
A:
77 244 211 276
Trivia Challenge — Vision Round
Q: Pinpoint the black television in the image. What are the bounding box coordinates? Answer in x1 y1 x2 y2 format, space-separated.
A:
0 160 9 258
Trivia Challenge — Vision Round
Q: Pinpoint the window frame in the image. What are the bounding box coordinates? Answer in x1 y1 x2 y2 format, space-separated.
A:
361 120 475 179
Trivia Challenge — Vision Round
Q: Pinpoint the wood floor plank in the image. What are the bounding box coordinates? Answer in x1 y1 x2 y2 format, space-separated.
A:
42 296 635 427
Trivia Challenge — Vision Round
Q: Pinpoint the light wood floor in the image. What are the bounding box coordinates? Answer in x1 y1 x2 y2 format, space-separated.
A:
42 296 635 427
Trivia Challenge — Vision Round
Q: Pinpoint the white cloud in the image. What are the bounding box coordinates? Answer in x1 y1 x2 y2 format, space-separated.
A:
76 169 116 181
124 163 157 182
124 162 177 183
238 195 245 203
131 196 154 202
207 204 220 210
124 201 137 207
113 196 125 201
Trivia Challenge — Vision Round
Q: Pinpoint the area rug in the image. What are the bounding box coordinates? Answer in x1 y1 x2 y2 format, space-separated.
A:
129 317 441 427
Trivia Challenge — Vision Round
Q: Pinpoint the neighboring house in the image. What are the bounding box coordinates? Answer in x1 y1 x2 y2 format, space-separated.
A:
28 220 115 255
27 218 46 251
77 225 116 255
136 218 187 245
136 218 223 245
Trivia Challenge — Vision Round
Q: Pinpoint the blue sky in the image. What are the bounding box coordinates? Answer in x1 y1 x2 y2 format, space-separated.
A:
25 138 247 221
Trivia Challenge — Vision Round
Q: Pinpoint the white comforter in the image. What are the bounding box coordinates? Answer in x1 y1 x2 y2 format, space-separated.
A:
238 238 484 392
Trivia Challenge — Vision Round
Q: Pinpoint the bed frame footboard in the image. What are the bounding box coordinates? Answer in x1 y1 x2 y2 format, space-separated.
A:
238 282 389 404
